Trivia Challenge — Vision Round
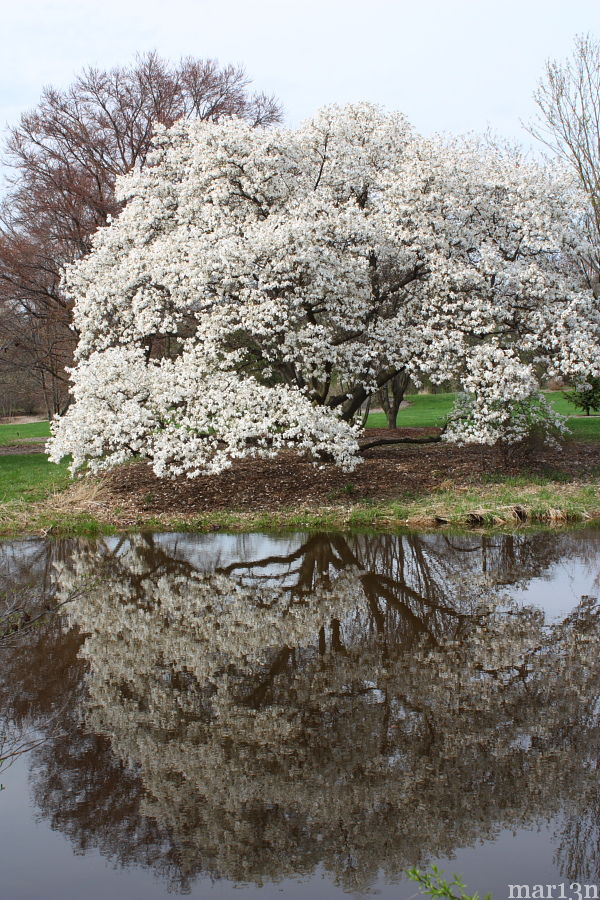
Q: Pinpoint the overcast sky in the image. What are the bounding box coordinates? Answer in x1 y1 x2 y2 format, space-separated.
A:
1 0 599 147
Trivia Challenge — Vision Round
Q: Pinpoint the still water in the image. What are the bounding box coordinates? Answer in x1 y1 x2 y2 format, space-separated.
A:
1 529 600 900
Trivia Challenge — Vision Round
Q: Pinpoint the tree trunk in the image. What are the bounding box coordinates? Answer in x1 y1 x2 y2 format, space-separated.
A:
378 371 410 428
360 396 372 429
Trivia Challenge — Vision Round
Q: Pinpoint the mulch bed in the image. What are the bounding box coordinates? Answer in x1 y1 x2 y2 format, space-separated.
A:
103 428 600 515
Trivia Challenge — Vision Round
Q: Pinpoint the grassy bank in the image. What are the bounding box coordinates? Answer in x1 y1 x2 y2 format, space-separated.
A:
1 474 598 537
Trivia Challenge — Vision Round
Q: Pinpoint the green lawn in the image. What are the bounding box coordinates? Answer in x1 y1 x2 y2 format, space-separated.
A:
367 393 456 429
0 420 51 445
564 417 600 440
0 453 71 503
0 421 70 504
367 390 600 439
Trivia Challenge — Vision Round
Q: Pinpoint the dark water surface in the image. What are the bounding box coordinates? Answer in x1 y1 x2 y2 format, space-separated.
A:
1 529 600 900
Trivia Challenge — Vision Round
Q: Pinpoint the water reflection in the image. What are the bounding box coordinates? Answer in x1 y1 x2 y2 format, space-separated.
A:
2 530 600 895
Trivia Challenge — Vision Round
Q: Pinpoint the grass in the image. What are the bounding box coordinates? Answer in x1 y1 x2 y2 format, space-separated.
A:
0 454 71 503
367 390 600 439
559 416 600 440
0 420 51 446
0 420 71 508
367 393 456 428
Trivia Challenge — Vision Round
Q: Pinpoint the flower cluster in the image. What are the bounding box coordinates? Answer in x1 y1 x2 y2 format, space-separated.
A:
445 345 570 446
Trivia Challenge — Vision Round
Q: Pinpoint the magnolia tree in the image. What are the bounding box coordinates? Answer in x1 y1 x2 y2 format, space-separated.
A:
48 104 600 477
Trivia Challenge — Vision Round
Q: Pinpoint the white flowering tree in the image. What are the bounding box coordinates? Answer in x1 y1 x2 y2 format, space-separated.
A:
48 104 600 477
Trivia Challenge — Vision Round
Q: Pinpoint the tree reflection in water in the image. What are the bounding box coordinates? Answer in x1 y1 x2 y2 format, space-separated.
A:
2 530 600 893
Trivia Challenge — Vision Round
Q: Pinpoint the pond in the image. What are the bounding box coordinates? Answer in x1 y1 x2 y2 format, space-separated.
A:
1 529 600 899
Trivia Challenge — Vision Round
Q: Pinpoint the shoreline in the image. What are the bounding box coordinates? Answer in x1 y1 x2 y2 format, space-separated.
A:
1 477 598 538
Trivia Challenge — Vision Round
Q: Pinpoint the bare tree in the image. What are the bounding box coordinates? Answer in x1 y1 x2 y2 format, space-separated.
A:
528 34 600 291
0 53 282 416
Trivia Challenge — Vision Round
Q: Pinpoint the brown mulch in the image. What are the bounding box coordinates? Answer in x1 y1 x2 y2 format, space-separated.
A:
103 428 600 515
